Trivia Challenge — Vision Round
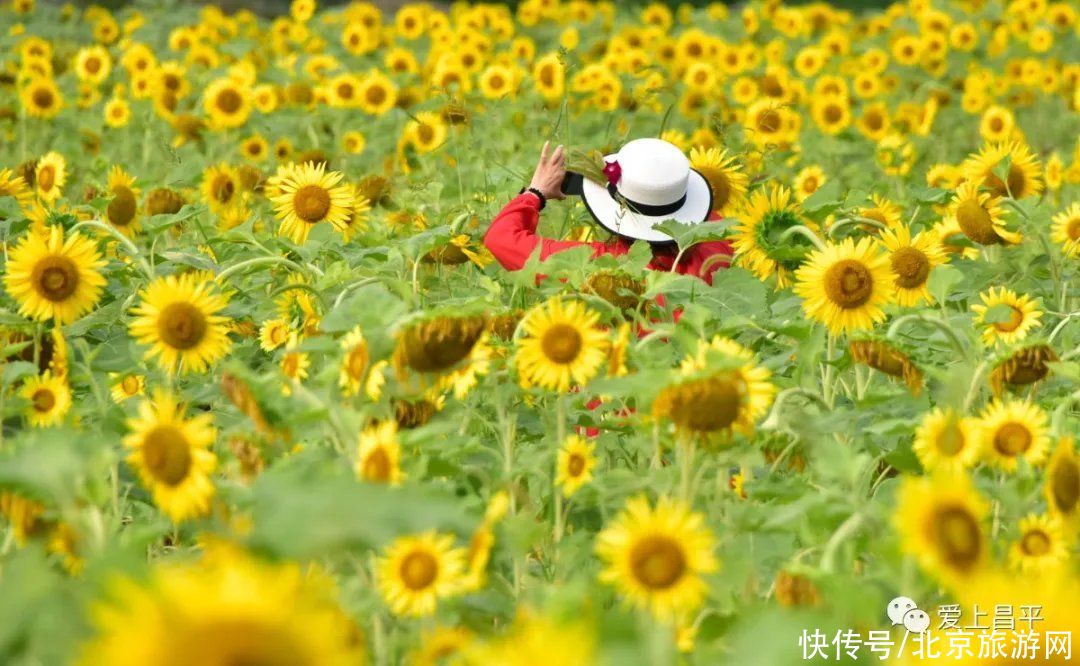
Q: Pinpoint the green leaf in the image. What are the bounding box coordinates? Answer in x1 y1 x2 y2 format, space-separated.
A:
652 219 734 248
927 263 963 304
980 302 1015 324
799 179 842 214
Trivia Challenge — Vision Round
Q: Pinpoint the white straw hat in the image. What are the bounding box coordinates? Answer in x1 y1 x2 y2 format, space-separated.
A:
578 138 713 243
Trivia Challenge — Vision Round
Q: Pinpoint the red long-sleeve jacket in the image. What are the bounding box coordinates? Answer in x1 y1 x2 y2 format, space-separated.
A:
483 193 733 284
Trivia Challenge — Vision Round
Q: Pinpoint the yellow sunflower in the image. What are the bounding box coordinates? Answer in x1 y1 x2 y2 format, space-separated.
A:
913 407 981 473
460 612 595 666
19 371 71 427
73 45 111 84
402 112 448 154
877 226 946 307
1050 202 1080 257
895 473 988 586
971 286 1042 347
514 297 609 392
128 273 233 375
556 435 597 497
338 327 369 397
810 95 852 135
976 398 1050 471
0 168 34 214
951 181 1019 245
794 237 896 335
34 151 66 203
377 532 466 617
357 71 397 116
20 77 63 119
104 165 141 236
79 546 365 666
123 390 217 523
258 318 290 352
270 162 354 245
595 495 718 620
731 184 815 288
962 140 1044 200
203 76 251 130
279 333 309 396
793 165 827 202
356 420 403 485
671 335 776 431
103 97 130 128
3 226 107 324
855 193 903 231
108 373 145 403
1009 513 1068 574
979 105 1015 143
200 163 243 214
1045 437 1080 527
688 147 748 216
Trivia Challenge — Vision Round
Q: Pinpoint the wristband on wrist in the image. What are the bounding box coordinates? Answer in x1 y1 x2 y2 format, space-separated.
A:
518 186 547 210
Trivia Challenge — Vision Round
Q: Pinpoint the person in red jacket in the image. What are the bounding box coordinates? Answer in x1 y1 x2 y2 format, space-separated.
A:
483 138 732 284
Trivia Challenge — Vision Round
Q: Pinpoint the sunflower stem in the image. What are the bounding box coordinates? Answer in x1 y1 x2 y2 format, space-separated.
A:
828 217 889 238
820 510 865 573
761 387 830 432
553 394 566 546
961 361 989 413
214 256 309 285
821 334 837 408
678 436 694 503
71 219 155 279
777 224 827 252
886 313 969 360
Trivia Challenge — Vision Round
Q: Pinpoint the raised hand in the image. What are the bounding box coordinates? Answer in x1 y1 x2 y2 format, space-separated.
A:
527 140 567 201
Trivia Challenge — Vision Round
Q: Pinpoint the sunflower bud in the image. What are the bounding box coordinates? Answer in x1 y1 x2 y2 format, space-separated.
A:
145 187 185 216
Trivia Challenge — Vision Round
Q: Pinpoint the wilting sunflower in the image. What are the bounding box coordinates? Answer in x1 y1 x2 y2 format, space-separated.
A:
123 390 217 522
848 336 923 394
80 546 365 666
1050 202 1080 257
971 286 1043 347
270 162 353 245
108 373 145 403
515 298 608 392
895 473 988 586
104 165 141 236
3 226 106 325
377 532 466 617
20 77 63 119
731 184 815 288
1009 513 1068 574
976 399 1050 471
913 407 981 473
877 226 946 307
556 435 597 497
129 273 233 375
203 76 251 129
145 187 185 217
19 371 71 427
338 327 369 397
595 495 718 620
949 181 1019 245
794 237 896 335
1045 437 1080 526
688 147 748 216
394 314 487 378
33 151 66 203
200 163 242 214
355 420 403 485
962 140 1044 199
258 318 290 352
990 343 1057 396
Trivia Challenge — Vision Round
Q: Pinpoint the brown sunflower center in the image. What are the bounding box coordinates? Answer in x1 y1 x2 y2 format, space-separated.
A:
992 306 1025 333
655 373 744 433
32 88 54 109
890 246 930 288
108 186 137 227
215 88 243 114
37 165 55 192
32 255 79 302
988 116 1004 133
337 83 355 100
416 123 436 146
400 551 438 590
362 447 392 482
293 184 331 223
566 453 586 477
993 422 1031 457
823 259 874 309
956 198 1000 244
122 375 141 395
1051 459 1080 514
1067 218 1080 241
756 108 781 133
346 348 368 378
823 103 843 123
931 506 981 571
629 535 687 589
282 352 302 377
541 324 583 364
85 57 101 74
801 176 819 193
212 174 235 204
32 388 56 412
365 85 386 106
984 165 1027 199
157 302 208 350
864 111 883 131
142 425 193 486
1020 529 1051 556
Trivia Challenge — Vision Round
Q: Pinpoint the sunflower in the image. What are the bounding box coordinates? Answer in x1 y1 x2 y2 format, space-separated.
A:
856 102 891 142
0 168 34 215
1045 437 1080 526
19 371 71 427
377 532 466 617
123 390 216 522
848 336 923 394
595 495 718 620
913 407 981 473
688 147 747 216
895 473 988 586
357 71 397 116
854 193 903 232
949 181 1018 245
394 315 487 378
676 335 775 427
731 184 815 288
976 399 1050 471
33 151 66 203
342 131 365 155
1009 513 1068 574
200 163 242 214
793 165 827 201
20 77 63 119
962 140 1044 200
279 333 309 396
971 286 1042 347
794 237 895 335
532 53 566 101
990 343 1057 396
108 373 145 403
556 435 597 497
73 45 111 84
129 273 233 375
925 163 963 190
103 97 130 128
1050 202 1080 257
338 327 369 397
104 165 141 236
271 162 353 245
80 546 365 666
356 420 403 485
515 298 608 392
460 612 596 666
979 105 1015 143
877 226 946 307
402 112 448 154
203 77 251 130
3 226 106 325
479 64 516 99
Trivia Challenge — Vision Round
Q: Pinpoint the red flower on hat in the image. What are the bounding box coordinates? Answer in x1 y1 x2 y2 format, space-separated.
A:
602 160 621 187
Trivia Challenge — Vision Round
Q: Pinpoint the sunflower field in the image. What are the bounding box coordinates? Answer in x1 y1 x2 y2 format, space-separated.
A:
0 0 1078 663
